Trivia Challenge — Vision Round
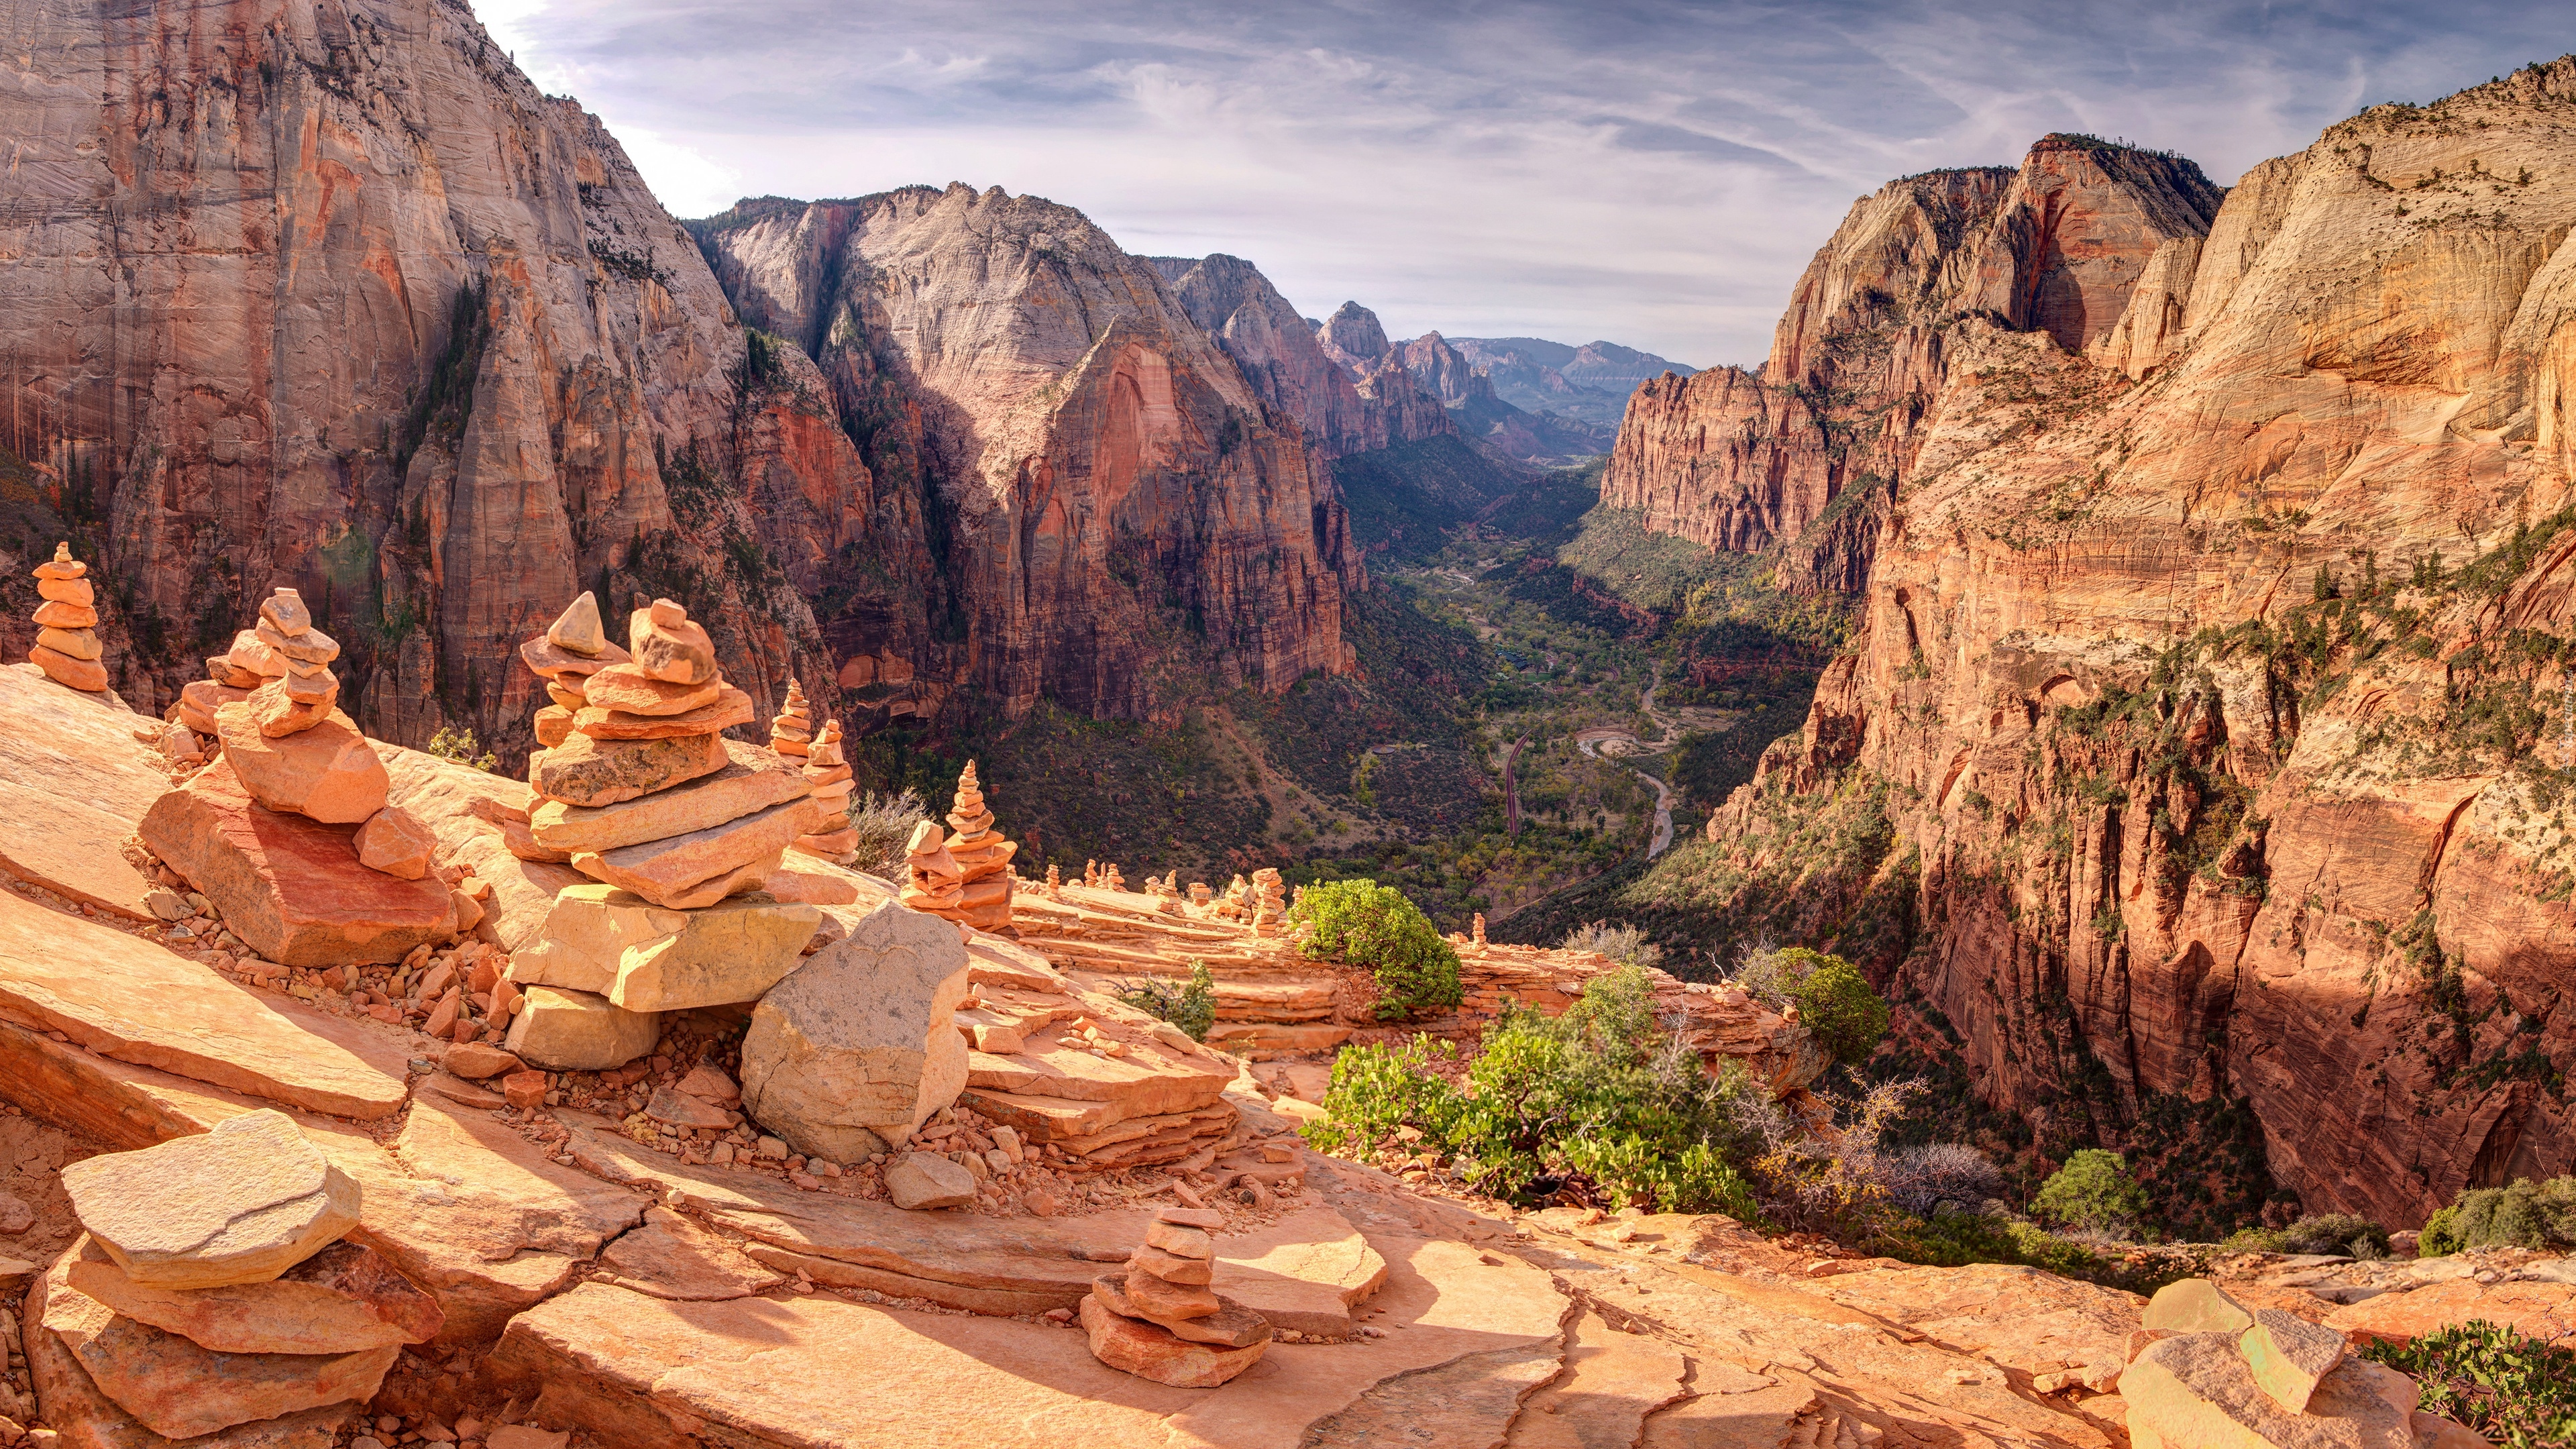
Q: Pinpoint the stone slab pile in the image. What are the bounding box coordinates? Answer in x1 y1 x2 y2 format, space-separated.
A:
28 1110 440 1442
504 594 828 1071
768 676 813 756
1082 1205 1272 1388
28 541 107 692
142 588 459 965
792 716 857 862
2119 1278 2484 1448
900 761 1016 930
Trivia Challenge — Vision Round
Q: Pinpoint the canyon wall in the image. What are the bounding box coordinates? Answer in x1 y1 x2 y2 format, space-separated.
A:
690 191 1358 724
1604 137 2221 592
1155 254 1451 460
0 0 1352 758
1696 64 2576 1224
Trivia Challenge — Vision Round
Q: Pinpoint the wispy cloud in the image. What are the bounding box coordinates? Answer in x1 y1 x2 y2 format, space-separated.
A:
471 0 2573 365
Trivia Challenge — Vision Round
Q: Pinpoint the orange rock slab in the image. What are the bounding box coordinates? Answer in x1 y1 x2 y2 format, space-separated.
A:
140 760 457 967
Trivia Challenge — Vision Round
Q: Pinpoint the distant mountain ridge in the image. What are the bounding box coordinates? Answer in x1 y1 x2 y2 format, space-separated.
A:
1450 337 1698 431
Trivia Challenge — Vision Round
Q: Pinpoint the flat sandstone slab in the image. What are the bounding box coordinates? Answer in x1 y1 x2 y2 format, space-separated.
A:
529 739 809 853
141 761 456 967
0 661 162 919
0 888 409 1119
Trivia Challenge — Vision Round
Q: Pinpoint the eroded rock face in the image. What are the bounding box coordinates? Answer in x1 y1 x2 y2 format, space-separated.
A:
689 186 1360 724
1603 136 2218 592
1683 64 2576 1223
0 0 846 744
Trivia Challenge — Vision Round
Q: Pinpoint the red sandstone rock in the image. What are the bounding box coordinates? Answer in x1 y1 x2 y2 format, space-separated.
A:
354 805 436 880
140 761 458 967
213 703 389 824
1079 1292 1268 1388
529 729 729 807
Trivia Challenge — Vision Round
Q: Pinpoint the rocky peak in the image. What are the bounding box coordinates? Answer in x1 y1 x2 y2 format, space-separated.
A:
1318 302 1393 366
690 186 1360 722
1157 254 1450 460
1955 135 2225 354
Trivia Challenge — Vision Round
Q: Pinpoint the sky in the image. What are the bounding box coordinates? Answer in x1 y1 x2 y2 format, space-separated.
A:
472 0 2575 367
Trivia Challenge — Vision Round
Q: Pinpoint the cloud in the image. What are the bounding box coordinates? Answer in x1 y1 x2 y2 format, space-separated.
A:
478 0 2574 365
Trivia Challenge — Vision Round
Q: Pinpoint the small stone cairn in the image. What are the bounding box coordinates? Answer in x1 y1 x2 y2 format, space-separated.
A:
769 676 814 757
1247 867 1287 936
1081 1205 1271 1388
28 541 107 692
1044 863 1063 899
792 716 857 861
899 762 1018 930
42 1110 441 1440
521 590 630 748
1103 862 1125 893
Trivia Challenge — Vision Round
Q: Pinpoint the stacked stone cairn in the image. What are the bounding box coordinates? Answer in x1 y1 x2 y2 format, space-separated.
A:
1103 863 1125 892
505 594 826 1073
38 1111 441 1440
1248 867 1287 936
900 762 1018 930
1081 1205 1271 1388
1044 863 1063 899
28 541 107 692
768 676 814 756
792 716 857 861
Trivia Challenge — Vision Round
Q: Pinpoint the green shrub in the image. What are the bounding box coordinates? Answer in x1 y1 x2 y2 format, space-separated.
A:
1116 962 1217 1042
1790 959 1890 1065
426 725 498 772
1305 965 1764 1216
2420 1177 2576 1254
1560 920 1663 969
1289 879 1463 1020
2033 1150 2153 1236
2222 1213 2390 1257
2421 1204 2467 1256
1730 947 1890 1065
2361 1320 2576 1447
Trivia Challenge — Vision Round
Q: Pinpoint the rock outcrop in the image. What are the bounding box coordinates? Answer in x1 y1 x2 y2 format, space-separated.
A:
1680 62 2576 1223
1603 134 2221 592
688 186 1362 724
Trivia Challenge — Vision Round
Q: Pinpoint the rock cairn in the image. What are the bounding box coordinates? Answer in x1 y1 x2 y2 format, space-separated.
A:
1044 863 1063 899
1083 860 1099 888
792 716 857 861
900 763 1018 930
1470 912 1488 949
42 1110 441 1440
1081 1205 1271 1388
1103 863 1125 893
769 676 814 756
519 590 629 748
1248 867 1286 935
508 595 828 1071
204 588 412 847
28 541 107 692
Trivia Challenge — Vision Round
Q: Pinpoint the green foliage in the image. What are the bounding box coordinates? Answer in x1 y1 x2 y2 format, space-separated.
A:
2418 1177 2576 1254
2222 1213 2391 1258
1289 879 1464 1020
1880 1212 2116 1279
2033 1149 2153 1235
1116 962 1218 1042
1559 920 1662 969
1790 958 1890 1066
425 726 498 773
2361 1321 2576 1448
1305 966 1764 1216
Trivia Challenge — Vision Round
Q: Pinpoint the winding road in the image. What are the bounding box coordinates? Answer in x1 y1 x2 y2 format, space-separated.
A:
1573 675 1684 859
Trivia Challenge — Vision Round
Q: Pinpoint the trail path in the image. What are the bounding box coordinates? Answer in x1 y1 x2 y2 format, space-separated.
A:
1572 674 1681 859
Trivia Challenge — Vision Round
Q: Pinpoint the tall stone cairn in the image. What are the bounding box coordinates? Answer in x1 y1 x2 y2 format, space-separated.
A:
28 541 107 692
522 595 819 908
897 762 1018 930
793 717 858 861
770 676 814 756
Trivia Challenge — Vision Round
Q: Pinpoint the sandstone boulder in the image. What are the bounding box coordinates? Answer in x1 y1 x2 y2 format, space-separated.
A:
2121 1330 2421 1449
60 1110 361 1289
2242 1307 2348 1415
503 985 661 1071
2147 1277 2256 1334
66 1236 441 1354
527 739 810 853
213 702 390 823
527 729 729 807
609 895 820 1012
140 761 458 967
739 900 971 1162
353 804 436 879
883 1152 977 1210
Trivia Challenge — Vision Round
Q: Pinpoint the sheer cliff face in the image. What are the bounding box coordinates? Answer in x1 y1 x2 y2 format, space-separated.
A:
0 0 851 757
1604 139 2220 592
692 189 1356 721
1159 255 1450 462
1705 63 2576 1223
